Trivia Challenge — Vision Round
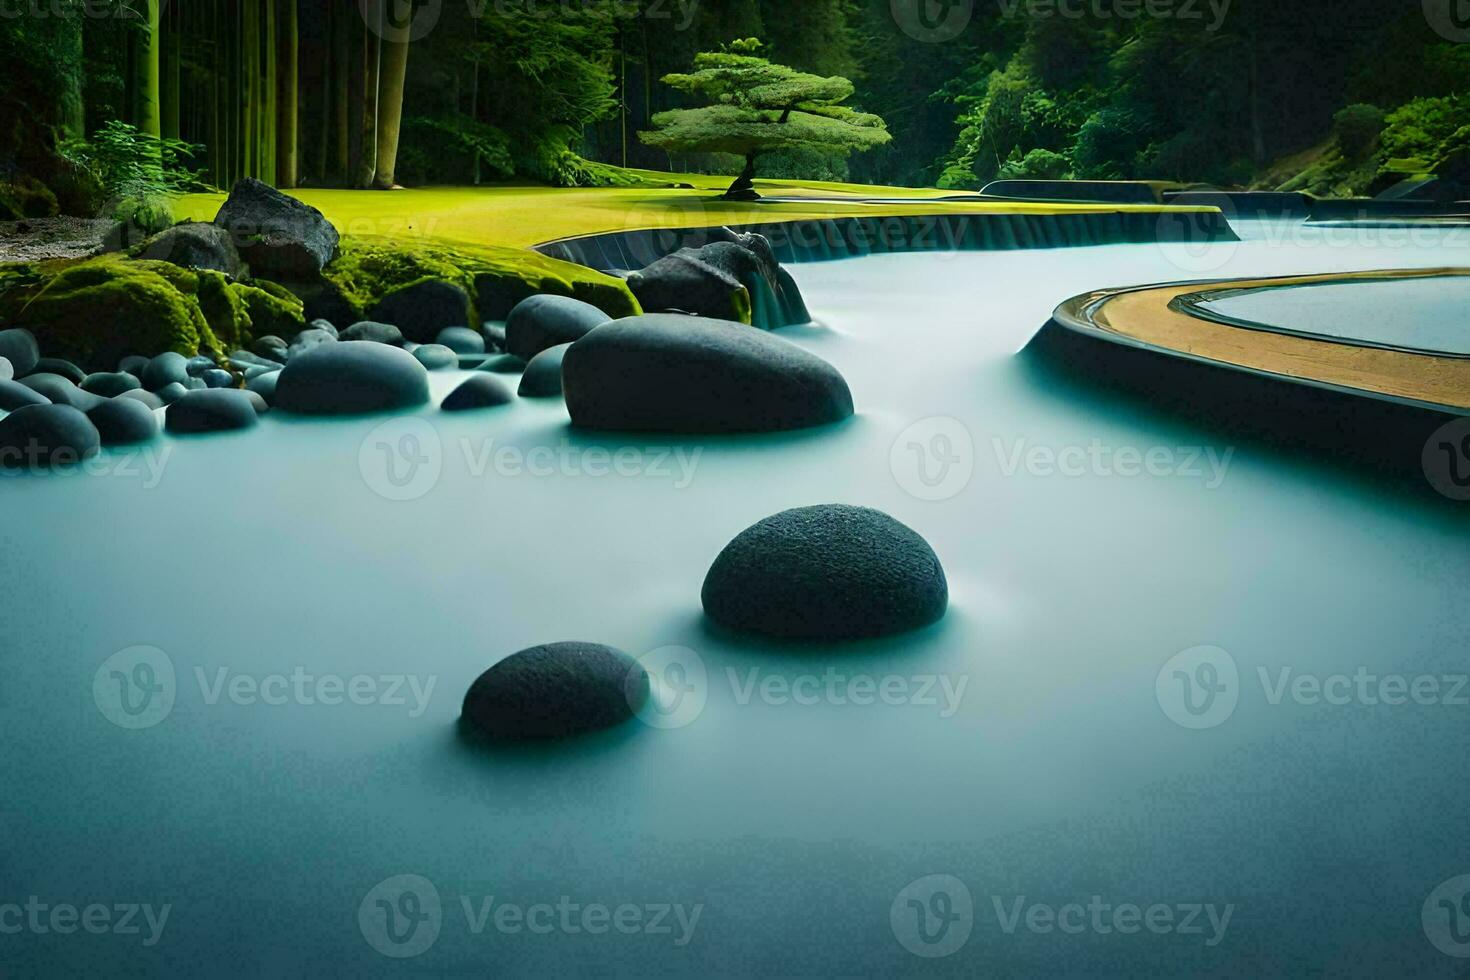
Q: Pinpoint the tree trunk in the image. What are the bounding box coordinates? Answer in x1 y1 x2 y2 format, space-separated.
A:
724 152 760 199
372 3 410 189
161 3 180 141
138 0 163 139
334 0 351 179
278 0 299 187
354 7 382 189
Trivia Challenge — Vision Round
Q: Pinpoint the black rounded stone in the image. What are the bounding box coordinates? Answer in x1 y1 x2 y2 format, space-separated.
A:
87 397 159 445
0 328 40 377
441 374 513 412
0 379 50 411
142 352 190 391
116 388 164 410
479 354 526 374
185 354 217 378
252 336 289 362
118 355 150 377
166 389 260 434
154 382 189 405
34 357 85 385
481 323 506 352
461 642 650 740
246 371 280 404
701 505 949 640
563 313 853 434
202 368 235 389
82 371 142 397
504 295 610 360
518 343 569 398
0 404 100 469
18 374 102 411
413 344 458 371
288 327 336 359
340 320 405 346
436 326 485 355
273 341 430 415
368 279 472 344
309 318 339 339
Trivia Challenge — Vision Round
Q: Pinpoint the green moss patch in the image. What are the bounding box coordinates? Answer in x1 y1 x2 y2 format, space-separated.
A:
320 237 640 325
0 253 304 370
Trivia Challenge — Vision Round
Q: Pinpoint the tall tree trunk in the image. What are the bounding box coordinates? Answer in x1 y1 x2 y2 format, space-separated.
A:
372 2 410 189
334 0 351 180
469 18 480 184
161 3 181 141
354 7 381 189
277 0 299 187
138 0 163 139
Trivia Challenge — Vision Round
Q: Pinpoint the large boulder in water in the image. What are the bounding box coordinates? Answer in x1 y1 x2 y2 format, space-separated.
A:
87 397 159 445
0 328 40 377
166 389 260 434
461 641 650 740
702 505 949 641
504 295 609 360
133 221 245 278
0 404 100 469
627 229 810 329
562 313 853 434
213 177 340 278
368 279 472 344
273 341 429 415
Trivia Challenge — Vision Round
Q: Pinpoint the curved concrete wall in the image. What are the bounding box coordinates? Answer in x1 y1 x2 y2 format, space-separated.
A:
535 209 1237 271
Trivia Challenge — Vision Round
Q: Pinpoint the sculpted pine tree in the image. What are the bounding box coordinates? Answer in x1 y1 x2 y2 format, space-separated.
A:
640 40 891 200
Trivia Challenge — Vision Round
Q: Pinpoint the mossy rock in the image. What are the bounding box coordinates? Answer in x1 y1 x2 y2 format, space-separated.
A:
316 237 640 327
0 176 60 221
0 253 304 370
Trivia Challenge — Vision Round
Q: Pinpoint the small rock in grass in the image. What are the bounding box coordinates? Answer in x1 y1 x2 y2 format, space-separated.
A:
461 641 649 740
441 374 513 412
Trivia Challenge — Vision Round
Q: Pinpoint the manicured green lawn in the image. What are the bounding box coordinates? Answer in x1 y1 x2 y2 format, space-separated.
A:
175 174 1208 251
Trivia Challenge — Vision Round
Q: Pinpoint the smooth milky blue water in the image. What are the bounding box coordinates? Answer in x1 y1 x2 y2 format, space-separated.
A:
3 222 1469 975
1199 274 1470 355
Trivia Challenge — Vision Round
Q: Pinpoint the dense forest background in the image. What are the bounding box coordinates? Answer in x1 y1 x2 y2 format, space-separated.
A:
2 0 1467 220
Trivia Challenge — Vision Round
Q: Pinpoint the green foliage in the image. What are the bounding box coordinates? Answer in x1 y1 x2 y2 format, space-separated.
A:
1334 104 1386 160
59 120 204 204
1381 96 1470 166
641 40 889 190
997 148 1072 182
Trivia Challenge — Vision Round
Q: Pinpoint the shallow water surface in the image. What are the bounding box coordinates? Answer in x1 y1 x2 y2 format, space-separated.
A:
3 225 1469 975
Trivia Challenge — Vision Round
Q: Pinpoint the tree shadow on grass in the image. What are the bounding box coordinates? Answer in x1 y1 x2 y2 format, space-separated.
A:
1018 320 1469 522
